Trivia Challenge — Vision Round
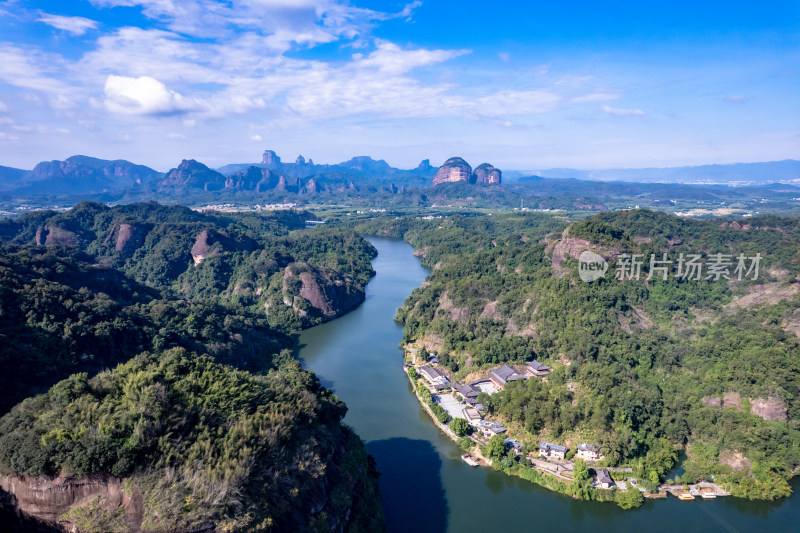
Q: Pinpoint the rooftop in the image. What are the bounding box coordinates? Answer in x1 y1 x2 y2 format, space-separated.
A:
527 359 550 372
489 364 524 386
597 470 613 484
540 441 568 453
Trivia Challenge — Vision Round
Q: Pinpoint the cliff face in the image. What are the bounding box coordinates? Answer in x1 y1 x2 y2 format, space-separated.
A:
432 157 472 186
473 163 502 184
281 262 366 320
35 225 80 247
0 474 132 528
190 229 257 265
432 158 502 186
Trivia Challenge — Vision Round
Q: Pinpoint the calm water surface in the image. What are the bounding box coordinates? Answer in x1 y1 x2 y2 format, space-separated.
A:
298 238 800 533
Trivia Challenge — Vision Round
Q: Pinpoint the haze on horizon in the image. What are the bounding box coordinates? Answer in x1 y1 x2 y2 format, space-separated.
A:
0 1 797 173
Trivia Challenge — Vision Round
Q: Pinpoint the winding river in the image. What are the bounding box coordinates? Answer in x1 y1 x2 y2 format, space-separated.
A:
298 238 800 533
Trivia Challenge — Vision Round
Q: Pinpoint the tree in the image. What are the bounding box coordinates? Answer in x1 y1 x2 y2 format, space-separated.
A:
450 418 471 437
614 484 644 509
573 459 589 484
418 386 432 404
484 434 507 462
407 367 417 380
572 459 592 500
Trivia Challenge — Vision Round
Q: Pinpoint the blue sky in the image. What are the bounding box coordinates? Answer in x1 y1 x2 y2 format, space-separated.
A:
0 0 797 171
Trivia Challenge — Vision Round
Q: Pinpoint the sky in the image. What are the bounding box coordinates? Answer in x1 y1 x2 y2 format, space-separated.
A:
0 0 798 172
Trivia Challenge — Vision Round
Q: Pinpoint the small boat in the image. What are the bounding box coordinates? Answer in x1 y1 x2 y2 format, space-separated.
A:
678 491 695 501
461 454 479 467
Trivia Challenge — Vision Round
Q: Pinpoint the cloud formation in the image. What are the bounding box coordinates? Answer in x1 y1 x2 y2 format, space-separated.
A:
602 105 645 116
38 13 98 35
104 75 193 115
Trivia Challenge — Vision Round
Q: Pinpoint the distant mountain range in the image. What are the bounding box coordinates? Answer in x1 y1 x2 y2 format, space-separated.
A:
518 160 800 184
1 153 799 203
0 155 160 195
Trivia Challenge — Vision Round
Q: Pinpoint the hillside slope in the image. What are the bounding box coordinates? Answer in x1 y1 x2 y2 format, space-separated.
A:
360 211 800 500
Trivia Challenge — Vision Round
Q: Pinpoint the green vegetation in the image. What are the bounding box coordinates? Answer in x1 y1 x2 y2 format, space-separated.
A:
0 203 385 531
614 484 645 509
1 201 376 330
483 434 507 462
0 349 382 531
450 418 472 437
358 210 800 501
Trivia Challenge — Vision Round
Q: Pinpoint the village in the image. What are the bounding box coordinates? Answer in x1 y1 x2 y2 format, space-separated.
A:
405 348 730 502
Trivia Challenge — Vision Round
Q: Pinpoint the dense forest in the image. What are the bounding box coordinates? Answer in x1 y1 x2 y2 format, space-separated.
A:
0 203 385 532
352 210 800 500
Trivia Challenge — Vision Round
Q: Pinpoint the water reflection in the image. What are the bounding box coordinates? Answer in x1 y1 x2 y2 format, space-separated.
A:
368 438 449 533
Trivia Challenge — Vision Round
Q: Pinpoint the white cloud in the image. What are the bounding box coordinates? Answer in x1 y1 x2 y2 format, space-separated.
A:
89 0 419 43
498 52 510 63
602 105 645 116
571 93 619 103
726 95 746 103
0 45 69 93
38 13 98 35
0 100 7 112
250 134 262 141
104 75 194 115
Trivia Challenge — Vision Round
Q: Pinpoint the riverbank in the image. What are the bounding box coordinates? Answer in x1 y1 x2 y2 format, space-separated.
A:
402 364 628 504
402 356 716 509
299 237 800 532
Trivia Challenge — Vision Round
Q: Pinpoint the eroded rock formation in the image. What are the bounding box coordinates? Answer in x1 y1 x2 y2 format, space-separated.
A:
473 163 502 184
432 157 472 186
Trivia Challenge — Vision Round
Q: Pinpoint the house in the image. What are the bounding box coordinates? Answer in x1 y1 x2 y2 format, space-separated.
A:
576 443 604 462
462 407 483 426
596 470 614 489
477 420 507 438
505 438 523 455
454 382 480 405
488 364 525 390
418 365 450 389
539 442 568 460
525 359 551 377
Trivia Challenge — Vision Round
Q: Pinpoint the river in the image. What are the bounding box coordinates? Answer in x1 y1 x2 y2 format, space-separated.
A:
298 238 800 533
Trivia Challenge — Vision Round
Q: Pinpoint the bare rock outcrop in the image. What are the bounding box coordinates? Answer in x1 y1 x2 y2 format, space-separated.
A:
750 396 788 421
191 230 216 265
0 474 127 528
472 163 502 184
282 263 365 318
719 450 751 472
433 157 472 186
35 226 79 247
191 229 256 265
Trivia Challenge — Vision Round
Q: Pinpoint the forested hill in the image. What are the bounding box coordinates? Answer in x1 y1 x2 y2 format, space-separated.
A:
0 201 376 330
0 203 384 532
354 210 800 500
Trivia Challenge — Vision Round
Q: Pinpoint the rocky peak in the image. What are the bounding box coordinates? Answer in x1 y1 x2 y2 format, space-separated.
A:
416 159 434 173
473 162 502 184
262 150 280 166
160 159 227 191
296 155 306 165
433 156 472 186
